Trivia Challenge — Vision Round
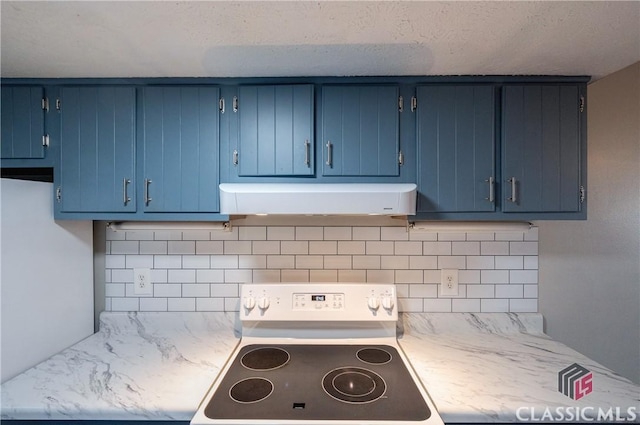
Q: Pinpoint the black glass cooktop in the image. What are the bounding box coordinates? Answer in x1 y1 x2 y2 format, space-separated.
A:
204 344 431 421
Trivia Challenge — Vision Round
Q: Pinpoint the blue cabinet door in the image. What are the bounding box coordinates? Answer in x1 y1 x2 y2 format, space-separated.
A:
237 85 313 176
59 86 136 213
502 85 583 213
140 86 220 213
1 86 46 159
416 85 496 212
321 85 400 177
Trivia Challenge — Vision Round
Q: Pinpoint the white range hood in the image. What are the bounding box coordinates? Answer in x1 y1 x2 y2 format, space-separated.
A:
219 183 417 215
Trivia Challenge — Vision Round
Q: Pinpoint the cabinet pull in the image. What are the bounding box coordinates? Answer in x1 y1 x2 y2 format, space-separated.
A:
233 150 239 166
304 140 310 167
485 177 495 203
144 179 152 206
507 177 517 203
325 141 333 167
123 178 131 206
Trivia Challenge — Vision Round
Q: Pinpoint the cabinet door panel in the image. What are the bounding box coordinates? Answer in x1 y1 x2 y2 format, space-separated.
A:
238 85 313 176
141 86 220 213
1 86 45 159
502 85 581 212
417 85 495 212
321 85 400 177
60 87 136 213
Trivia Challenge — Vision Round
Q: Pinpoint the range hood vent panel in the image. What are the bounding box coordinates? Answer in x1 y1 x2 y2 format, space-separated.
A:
219 183 417 216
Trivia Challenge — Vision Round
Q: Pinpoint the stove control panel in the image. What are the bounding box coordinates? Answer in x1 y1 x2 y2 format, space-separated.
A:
241 283 397 321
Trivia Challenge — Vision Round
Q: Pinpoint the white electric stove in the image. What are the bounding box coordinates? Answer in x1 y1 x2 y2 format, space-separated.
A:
191 283 444 425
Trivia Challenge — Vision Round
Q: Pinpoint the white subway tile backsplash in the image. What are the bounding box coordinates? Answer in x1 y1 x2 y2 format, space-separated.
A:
223 241 252 255
281 241 309 255
309 241 337 255
452 241 480 256
337 241 366 255
452 298 480 312
423 298 452 312
111 241 139 255
252 241 280 255
104 224 538 313
168 269 196 283
196 269 224 283
352 227 380 241
168 241 195 255
239 227 266 241
366 241 394 255
253 269 281 282
395 241 422 255
168 298 195 312
182 284 210 298
154 255 182 269
195 241 223 255
183 255 210 269
140 298 168 311
154 283 182 297
423 241 452 256
324 227 352 240
267 227 295 241
196 298 224 312
466 284 495 298
481 299 509 312
140 241 168 255
380 255 408 270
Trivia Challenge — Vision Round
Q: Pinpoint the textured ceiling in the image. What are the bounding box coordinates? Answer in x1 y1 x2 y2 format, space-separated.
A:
1 1 639 81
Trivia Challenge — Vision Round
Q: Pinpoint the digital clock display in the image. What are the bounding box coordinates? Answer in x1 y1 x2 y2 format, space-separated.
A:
311 295 326 302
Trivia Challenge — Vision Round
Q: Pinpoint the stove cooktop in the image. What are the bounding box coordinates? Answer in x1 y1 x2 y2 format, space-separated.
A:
203 344 431 422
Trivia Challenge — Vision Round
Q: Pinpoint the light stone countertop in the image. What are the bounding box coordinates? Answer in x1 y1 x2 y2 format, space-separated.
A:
1 312 638 423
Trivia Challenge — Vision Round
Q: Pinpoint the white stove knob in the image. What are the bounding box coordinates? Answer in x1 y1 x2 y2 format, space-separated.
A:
382 296 394 311
258 297 270 310
244 296 256 310
367 296 380 311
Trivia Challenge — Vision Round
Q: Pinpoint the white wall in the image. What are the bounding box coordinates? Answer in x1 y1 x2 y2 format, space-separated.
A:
539 62 640 384
0 178 94 383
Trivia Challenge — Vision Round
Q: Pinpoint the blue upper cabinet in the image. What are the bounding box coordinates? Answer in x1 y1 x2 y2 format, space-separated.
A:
58 86 136 213
236 85 313 177
502 85 584 213
140 86 220 213
416 85 496 212
1 86 47 160
321 85 400 177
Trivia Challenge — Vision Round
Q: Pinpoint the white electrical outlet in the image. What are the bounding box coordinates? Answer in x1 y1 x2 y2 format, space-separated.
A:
440 269 459 296
133 268 152 295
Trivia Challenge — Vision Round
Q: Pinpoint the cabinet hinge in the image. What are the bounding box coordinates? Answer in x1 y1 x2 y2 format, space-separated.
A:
398 150 404 166
56 187 62 202
579 185 585 203
219 98 225 113
42 97 49 112
42 134 50 147
411 96 417 112
232 96 238 113
56 98 61 111
398 96 404 112
579 95 585 113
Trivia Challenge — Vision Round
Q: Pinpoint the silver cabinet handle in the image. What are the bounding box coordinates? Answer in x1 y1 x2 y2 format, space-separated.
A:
507 177 517 203
326 141 333 167
233 149 239 166
485 177 495 203
304 139 310 167
144 179 152 206
123 178 131 206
